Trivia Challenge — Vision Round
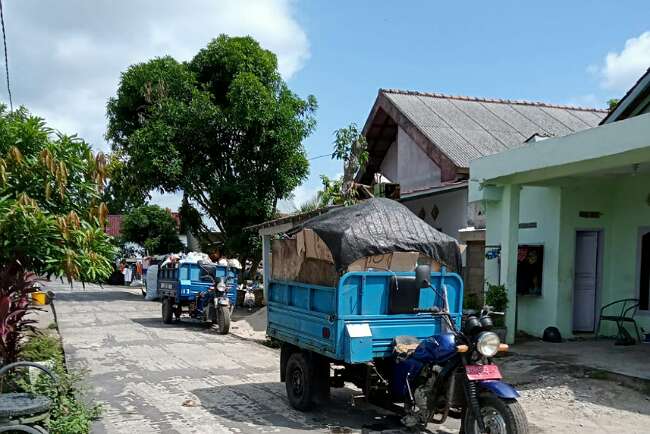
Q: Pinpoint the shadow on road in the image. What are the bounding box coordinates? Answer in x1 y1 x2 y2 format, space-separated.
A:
131 316 214 330
54 288 145 303
192 382 453 433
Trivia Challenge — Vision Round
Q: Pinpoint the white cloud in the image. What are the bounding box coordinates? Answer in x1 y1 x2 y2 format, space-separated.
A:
277 183 320 213
564 93 604 109
596 31 650 92
4 0 309 151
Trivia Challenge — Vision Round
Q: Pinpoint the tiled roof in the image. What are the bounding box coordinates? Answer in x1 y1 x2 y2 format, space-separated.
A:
379 89 607 168
105 214 123 237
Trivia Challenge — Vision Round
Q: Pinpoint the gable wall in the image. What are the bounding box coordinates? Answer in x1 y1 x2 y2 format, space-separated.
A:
379 139 398 182
377 126 442 193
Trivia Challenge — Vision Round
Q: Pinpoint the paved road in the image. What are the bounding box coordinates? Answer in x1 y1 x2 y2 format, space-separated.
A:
48 283 458 434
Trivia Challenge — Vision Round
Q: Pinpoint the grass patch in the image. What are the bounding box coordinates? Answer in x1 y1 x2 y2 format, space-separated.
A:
47 322 58 330
586 369 610 380
17 334 101 434
21 333 62 363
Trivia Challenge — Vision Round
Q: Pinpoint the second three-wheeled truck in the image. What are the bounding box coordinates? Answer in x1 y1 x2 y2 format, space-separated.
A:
158 259 237 334
266 198 528 433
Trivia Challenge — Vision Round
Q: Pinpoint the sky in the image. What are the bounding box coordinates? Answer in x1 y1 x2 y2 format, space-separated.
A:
4 0 650 213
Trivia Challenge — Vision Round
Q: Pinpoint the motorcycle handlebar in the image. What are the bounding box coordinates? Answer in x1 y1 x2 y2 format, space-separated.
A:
413 307 447 314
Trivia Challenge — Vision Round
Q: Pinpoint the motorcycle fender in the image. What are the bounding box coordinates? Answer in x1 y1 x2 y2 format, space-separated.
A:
217 297 230 306
478 380 520 399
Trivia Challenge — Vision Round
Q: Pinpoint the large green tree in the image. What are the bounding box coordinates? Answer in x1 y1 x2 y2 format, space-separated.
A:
0 106 116 281
106 35 316 262
121 205 183 255
101 152 147 214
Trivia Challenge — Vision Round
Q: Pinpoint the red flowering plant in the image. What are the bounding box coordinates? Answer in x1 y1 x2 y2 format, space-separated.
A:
0 262 39 364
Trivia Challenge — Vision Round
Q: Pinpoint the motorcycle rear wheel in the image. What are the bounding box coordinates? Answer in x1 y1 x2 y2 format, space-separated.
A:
463 395 528 434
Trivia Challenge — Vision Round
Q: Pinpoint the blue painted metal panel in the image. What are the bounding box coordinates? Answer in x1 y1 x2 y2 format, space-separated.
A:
215 265 238 305
268 269 464 363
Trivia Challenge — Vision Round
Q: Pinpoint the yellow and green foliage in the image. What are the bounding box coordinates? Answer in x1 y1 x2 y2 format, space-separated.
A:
0 106 116 282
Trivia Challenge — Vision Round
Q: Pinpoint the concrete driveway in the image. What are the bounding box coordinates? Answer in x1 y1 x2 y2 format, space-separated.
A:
47 283 458 434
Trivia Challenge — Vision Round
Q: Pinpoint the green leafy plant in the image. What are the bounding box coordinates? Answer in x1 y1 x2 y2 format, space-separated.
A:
20 333 61 363
463 293 483 311
485 283 508 327
19 334 101 434
0 262 38 364
607 98 620 111
0 105 117 282
295 123 369 211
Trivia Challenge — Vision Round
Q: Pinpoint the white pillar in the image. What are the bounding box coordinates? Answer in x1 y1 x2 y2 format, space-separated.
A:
500 184 520 344
262 234 271 302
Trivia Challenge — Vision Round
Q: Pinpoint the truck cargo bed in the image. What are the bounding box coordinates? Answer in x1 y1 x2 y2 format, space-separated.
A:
267 270 463 363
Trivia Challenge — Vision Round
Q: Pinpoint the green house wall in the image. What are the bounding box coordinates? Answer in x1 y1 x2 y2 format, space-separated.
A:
484 174 650 339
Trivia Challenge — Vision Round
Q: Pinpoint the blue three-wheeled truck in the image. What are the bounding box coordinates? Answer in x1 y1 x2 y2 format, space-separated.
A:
267 198 528 434
158 259 237 334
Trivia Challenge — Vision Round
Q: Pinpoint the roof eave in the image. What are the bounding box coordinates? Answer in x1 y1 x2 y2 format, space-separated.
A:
600 68 650 125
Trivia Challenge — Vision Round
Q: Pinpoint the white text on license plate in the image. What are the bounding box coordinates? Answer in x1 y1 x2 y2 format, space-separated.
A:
465 364 502 380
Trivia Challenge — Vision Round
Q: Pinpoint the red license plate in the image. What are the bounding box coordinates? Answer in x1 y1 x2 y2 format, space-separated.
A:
465 364 502 380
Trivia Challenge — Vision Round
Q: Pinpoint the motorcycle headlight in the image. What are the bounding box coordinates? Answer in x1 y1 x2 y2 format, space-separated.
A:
476 332 500 357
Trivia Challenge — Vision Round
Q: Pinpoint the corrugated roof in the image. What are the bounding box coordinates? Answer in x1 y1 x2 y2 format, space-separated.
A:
380 89 608 168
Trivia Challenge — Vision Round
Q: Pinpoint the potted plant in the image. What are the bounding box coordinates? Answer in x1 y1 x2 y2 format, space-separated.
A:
485 283 509 341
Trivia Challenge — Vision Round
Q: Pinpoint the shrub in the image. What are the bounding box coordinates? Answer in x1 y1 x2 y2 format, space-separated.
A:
0 262 38 364
20 333 62 363
19 334 101 434
485 283 508 312
485 283 508 327
463 293 483 311
0 106 117 283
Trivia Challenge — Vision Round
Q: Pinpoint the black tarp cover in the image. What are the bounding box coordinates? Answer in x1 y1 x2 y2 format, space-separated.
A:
298 198 461 272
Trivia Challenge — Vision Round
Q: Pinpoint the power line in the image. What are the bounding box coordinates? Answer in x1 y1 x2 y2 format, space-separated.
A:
0 0 11 111
308 153 331 161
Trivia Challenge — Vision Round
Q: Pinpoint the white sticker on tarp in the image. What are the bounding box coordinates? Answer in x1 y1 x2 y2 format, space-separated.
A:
346 323 372 338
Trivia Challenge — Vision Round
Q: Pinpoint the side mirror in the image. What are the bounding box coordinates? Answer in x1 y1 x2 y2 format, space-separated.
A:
415 264 431 288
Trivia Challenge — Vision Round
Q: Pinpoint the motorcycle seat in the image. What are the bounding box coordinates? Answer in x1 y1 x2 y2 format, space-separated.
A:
393 335 421 356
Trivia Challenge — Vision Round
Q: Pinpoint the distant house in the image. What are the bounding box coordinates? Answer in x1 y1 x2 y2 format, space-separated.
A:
469 69 650 343
358 89 606 296
104 212 189 247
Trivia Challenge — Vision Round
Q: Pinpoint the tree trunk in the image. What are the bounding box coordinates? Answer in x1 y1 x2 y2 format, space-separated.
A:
248 258 261 281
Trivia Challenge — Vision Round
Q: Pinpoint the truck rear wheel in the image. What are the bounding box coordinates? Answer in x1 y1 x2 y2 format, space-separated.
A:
162 297 173 324
285 352 314 411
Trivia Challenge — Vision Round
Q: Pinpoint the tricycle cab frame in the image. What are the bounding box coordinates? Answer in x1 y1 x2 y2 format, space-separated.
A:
158 262 238 307
267 268 463 364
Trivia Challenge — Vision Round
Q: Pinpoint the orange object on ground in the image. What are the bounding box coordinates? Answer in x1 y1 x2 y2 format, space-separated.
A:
32 291 48 305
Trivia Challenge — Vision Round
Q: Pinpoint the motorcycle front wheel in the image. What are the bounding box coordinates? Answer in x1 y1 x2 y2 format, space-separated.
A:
217 304 231 334
463 395 528 434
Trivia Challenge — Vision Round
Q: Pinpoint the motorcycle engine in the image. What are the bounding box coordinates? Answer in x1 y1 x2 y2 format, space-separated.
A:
402 365 442 428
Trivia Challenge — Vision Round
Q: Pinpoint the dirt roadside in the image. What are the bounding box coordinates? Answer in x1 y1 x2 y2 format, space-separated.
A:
499 354 650 434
